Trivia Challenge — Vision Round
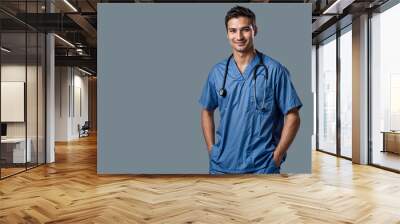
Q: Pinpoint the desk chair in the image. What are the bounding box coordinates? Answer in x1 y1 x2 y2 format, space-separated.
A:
78 121 90 138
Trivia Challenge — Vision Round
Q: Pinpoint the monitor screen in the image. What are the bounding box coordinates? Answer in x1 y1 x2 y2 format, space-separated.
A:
1 123 7 137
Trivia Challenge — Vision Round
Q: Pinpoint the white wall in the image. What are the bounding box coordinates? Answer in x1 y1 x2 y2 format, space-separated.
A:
55 66 69 141
1 65 40 137
70 72 89 138
1 64 46 164
55 67 89 141
1 66 26 138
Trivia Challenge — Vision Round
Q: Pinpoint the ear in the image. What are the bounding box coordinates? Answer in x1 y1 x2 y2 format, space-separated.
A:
253 25 258 36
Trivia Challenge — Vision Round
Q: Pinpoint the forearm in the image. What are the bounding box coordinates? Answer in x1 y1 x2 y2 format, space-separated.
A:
201 109 215 152
275 109 301 157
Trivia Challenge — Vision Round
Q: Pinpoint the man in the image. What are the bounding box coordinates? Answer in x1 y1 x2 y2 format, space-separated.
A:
199 6 302 174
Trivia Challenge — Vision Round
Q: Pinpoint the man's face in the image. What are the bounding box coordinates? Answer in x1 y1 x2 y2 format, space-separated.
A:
226 16 257 53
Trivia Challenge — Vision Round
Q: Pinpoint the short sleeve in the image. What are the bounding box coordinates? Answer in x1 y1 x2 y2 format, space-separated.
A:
274 66 303 115
198 71 218 111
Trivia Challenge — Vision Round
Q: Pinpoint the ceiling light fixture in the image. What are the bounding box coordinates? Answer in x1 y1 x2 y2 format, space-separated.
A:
54 34 75 48
1 47 11 53
322 0 355 15
323 0 343 14
76 48 84 55
78 67 92 76
63 0 78 12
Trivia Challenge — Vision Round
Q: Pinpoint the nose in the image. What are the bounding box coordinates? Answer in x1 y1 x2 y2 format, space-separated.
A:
237 30 243 40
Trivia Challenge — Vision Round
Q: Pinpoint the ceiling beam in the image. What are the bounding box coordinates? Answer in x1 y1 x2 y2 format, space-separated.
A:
66 13 97 37
55 55 96 70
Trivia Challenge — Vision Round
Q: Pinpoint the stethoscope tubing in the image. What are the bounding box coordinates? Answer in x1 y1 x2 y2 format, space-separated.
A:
219 50 269 111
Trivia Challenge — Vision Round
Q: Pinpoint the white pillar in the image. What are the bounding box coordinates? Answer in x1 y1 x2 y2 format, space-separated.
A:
352 14 369 164
46 1 55 163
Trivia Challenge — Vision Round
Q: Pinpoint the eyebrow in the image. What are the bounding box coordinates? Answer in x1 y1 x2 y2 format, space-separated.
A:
228 26 252 30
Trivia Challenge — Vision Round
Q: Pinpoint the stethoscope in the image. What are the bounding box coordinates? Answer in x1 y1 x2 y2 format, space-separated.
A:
219 50 269 111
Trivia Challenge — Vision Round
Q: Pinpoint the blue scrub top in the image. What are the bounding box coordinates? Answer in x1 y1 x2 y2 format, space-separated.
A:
199 51 303 173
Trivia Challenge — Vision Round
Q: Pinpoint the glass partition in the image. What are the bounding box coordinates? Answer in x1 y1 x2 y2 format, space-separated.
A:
1 31 28 177
0 1 46 179
27 31 38 169
38 32 45 165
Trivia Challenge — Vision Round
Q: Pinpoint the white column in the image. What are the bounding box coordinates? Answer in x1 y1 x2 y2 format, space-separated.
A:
46 1 55 163
352 14 369 164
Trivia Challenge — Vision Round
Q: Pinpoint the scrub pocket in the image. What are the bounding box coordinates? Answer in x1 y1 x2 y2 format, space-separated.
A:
209 144 220 159
254 153 283 174
255 106 274 138
270 158 281 173
249 81 274 137
209 144 221 173
264 158 281 174
250 86 273 111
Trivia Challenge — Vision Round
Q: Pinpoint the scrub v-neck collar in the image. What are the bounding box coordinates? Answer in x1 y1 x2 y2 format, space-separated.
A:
228 53 259 81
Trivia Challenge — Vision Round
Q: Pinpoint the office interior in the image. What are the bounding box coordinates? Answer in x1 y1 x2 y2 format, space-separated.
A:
313 0 400 172
0 0 97 179
0 0 399 222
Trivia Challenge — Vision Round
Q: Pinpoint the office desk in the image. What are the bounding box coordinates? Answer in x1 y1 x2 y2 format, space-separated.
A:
1 138 32 164
381 131 400 154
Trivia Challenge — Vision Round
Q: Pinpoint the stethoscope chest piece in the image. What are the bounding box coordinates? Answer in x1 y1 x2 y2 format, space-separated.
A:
219 88 227 97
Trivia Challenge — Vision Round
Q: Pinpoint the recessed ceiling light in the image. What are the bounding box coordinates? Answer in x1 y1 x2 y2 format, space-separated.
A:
54 34 75 48
78 67 92 76
63 0 78 12
323 0 343 15
1 47 11 53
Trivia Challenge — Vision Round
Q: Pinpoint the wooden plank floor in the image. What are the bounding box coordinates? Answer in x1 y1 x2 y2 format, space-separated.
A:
1 134 400 224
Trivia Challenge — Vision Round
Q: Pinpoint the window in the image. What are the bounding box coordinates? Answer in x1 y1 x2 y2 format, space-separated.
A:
317 35 337 155
371 3 400 171
339 26 352 158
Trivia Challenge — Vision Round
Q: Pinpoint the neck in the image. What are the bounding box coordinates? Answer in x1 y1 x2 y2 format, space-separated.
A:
233 48 256 67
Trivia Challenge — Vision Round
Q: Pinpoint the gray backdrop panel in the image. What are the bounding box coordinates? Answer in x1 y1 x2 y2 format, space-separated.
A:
98 3 312 174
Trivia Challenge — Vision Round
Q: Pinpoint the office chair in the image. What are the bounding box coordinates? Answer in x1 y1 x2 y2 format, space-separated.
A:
79 121 90 138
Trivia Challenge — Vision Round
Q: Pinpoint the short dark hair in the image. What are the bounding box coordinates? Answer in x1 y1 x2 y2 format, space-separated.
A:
225 6 256 30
